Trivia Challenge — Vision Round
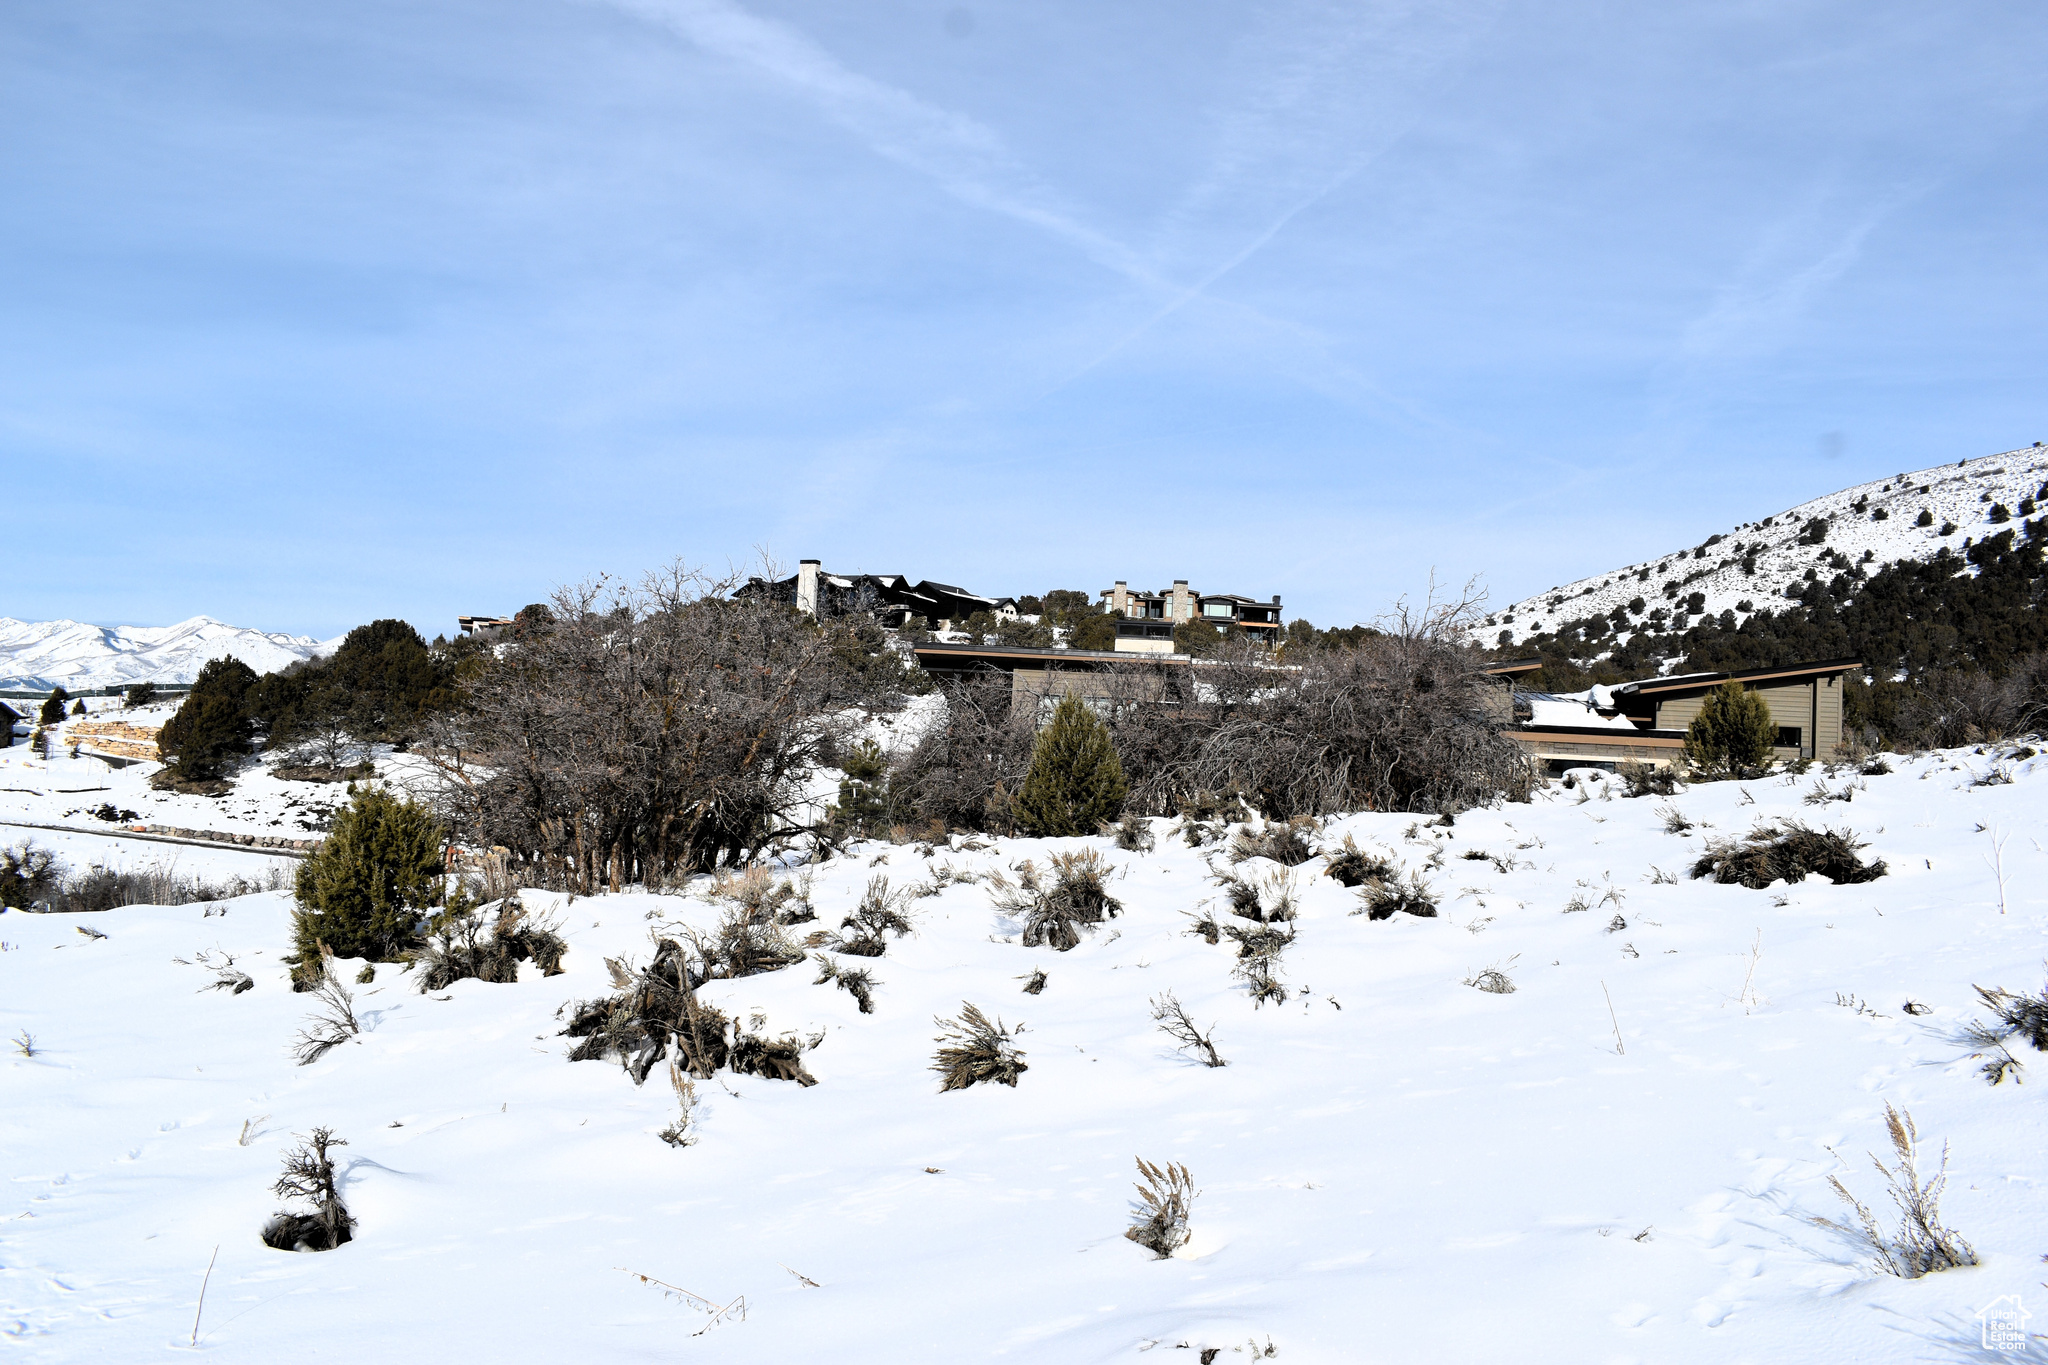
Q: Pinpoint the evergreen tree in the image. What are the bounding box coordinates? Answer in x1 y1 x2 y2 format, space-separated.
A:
37 688 68 725
1684 681 1778 771
124 681 156 708
1015 694 1127 837
829 740 894 840
156 657 259 778
292 786 444 964
68 699 86 716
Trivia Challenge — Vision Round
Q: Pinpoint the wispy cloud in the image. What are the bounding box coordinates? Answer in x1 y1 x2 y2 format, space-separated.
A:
599 0 1166 287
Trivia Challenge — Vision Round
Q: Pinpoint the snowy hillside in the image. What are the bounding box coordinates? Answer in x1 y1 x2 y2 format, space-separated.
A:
1485 445 2048 653
8 748 2048 1361
0 618 338 693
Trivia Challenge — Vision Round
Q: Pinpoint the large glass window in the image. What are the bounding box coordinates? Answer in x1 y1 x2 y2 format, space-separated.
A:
1202 602 1233 619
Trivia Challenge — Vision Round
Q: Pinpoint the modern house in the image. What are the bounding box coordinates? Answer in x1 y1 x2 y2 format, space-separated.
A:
458 615 515 640
1500 658 1859 774
0 701 22 747
742 561 1016 630
1101 580 1284 653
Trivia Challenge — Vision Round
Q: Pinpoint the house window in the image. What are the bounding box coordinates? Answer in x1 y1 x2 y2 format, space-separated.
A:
1202 602 1233 619
1776 726 1802 748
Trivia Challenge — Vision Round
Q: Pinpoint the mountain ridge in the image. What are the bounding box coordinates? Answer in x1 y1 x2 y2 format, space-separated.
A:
0 615 340 693
1482 444 2048 660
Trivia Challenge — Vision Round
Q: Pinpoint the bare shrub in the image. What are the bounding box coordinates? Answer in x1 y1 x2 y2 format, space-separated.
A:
824 876 914 957
1967 975 2048 1082
812 953 879 1013
1184 586 1532 817
423 563 912 889
1111 814 1156 853
1150 991 1226 1067
709 866 815 926
261 1128 353 1252
727 1022 820 1086
412 895 568 992
1655 803 1694 835
194 949 255 995
889 676 1039 835
991 853 1123 952
1229 818 1317 866
1689 822 1887 888
1019 968 1047 995
931 1002 1027 1090
1814 1104 1977 1278
12 1030 36 1057
1320 833 1396 887
292 952 361 1065
1357 870 1438 920
1124 1158 1197 1258
560 936 734 1084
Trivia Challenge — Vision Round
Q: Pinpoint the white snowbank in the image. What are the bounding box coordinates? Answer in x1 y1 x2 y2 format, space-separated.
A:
6 745 2048 1361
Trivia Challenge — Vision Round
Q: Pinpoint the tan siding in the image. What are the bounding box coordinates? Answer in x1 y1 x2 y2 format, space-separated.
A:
1657 681 1820 757
1816 675 1844 756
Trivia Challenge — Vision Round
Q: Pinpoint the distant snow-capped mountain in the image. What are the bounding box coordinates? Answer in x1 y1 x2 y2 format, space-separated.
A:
1483 445 2048 652
0 616 340 692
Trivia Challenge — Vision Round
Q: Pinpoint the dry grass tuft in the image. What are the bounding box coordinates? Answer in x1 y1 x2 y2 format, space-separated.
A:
412 895 569 992
1124 1158 1197 1258
1320 833 1397 887
931 1002 1027 1091
1228 818 1318 866
1813 1104 1977 1277
1356 870 1438 921
990 852 1123 952
1110 815 1156 853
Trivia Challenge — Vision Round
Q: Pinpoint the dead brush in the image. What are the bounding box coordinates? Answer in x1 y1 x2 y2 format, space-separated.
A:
1110 814 1156 853
1228 817 1318 867
1019 968 1047 995
193 949 255 995
412 895 569 992
1124 1158 1197 1259
709 866 815 925
931 1002 1027 1091
1150 991 1225 1067
561 935 734 1084
812 953 879 1014
1319 833 1397 888
1813 1103 1977 1278
1655 803 1694 835
1690 821 1887 889
727 1020 821 1086
829 876 915 957
1212 867 1297 924
291 950 361 1065
1463 956 1519 994
1355 870 1438 921
989 852 1123 952
1615 759 1681 798
1964 975 2048 1083
261 1127 353 1252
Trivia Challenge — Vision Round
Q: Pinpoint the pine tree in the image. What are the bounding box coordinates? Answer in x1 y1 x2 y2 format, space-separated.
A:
37 688 68 725
292 786 444 964
829 740 893 840
1684 680 1779 771
156 657 259 779
1015 693 1127 837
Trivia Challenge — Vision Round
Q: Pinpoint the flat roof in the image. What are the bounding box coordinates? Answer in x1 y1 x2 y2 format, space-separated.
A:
1483 658 1544 676
1618 658 1861 696
912 642 1188 666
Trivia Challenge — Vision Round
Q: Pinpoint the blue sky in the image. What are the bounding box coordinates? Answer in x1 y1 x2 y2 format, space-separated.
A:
5 1 2045 640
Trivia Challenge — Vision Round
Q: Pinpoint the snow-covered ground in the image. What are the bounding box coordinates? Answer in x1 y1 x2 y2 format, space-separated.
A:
7 746 2048 1362
0 703 389 848
1485 446 2048 651
0 618 338 694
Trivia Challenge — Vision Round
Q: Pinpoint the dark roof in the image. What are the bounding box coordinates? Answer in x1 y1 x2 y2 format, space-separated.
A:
1616 658 1861 697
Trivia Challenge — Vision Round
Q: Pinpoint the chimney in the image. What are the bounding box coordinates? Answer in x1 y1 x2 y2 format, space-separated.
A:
797 560 821 616
1111 580 1128 616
